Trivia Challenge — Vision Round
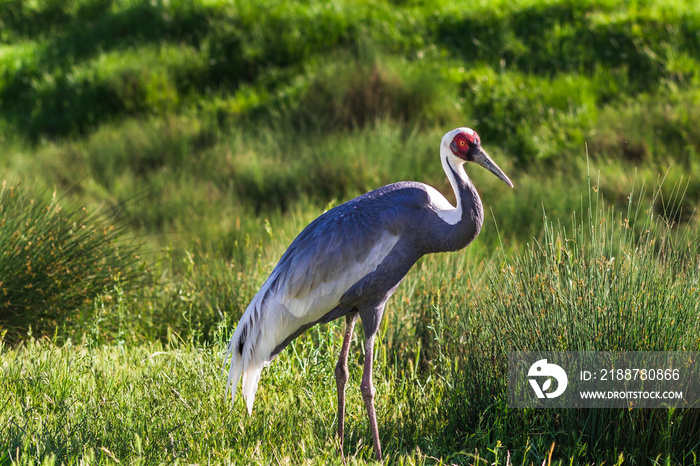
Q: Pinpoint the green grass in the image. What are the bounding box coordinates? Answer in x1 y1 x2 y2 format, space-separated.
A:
2 0 700 463
2 183 698 464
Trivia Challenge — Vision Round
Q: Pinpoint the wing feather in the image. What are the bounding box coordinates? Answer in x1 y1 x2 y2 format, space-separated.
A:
271 185 424 319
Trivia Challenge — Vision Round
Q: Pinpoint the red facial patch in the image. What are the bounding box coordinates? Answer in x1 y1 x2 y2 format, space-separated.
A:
450 130 480 157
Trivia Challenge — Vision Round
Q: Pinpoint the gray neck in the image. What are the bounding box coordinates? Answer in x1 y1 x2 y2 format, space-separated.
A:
441 159 484 252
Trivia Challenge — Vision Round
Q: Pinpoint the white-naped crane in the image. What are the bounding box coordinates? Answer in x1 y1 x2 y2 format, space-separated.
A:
225 127 513 462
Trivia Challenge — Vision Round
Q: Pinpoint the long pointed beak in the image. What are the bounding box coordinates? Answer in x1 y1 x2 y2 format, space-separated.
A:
472 147 514 188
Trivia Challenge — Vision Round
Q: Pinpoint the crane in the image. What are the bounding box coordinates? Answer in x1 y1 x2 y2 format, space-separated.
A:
225 127 513 462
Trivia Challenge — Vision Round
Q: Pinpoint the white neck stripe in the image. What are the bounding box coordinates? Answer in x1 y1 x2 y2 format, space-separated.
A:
424 146 468 226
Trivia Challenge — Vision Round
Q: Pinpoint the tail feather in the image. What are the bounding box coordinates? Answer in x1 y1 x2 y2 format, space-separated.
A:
225 286 283 415
241 360 264 415
225 338 243 404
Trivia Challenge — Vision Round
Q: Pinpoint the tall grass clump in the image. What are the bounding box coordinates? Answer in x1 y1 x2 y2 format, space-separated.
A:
432 175 700 462
0 182 142 339
485 175 700 354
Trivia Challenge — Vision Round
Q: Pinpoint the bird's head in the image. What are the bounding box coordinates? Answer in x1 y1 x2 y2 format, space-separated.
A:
441 127 514 188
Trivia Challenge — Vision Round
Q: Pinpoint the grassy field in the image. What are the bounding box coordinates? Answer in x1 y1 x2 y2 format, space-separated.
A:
2 0 700 464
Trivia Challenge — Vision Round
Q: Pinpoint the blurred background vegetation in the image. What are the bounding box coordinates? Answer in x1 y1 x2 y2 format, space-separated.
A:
1 0 700 464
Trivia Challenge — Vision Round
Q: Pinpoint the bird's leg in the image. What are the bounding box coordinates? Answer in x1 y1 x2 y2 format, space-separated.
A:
360 334 382 463
335 312 358 457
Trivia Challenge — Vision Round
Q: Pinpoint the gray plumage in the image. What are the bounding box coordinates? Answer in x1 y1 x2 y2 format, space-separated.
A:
225 127 513 462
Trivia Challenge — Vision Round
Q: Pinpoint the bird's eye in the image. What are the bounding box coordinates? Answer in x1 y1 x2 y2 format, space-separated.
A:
459 140 467 147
